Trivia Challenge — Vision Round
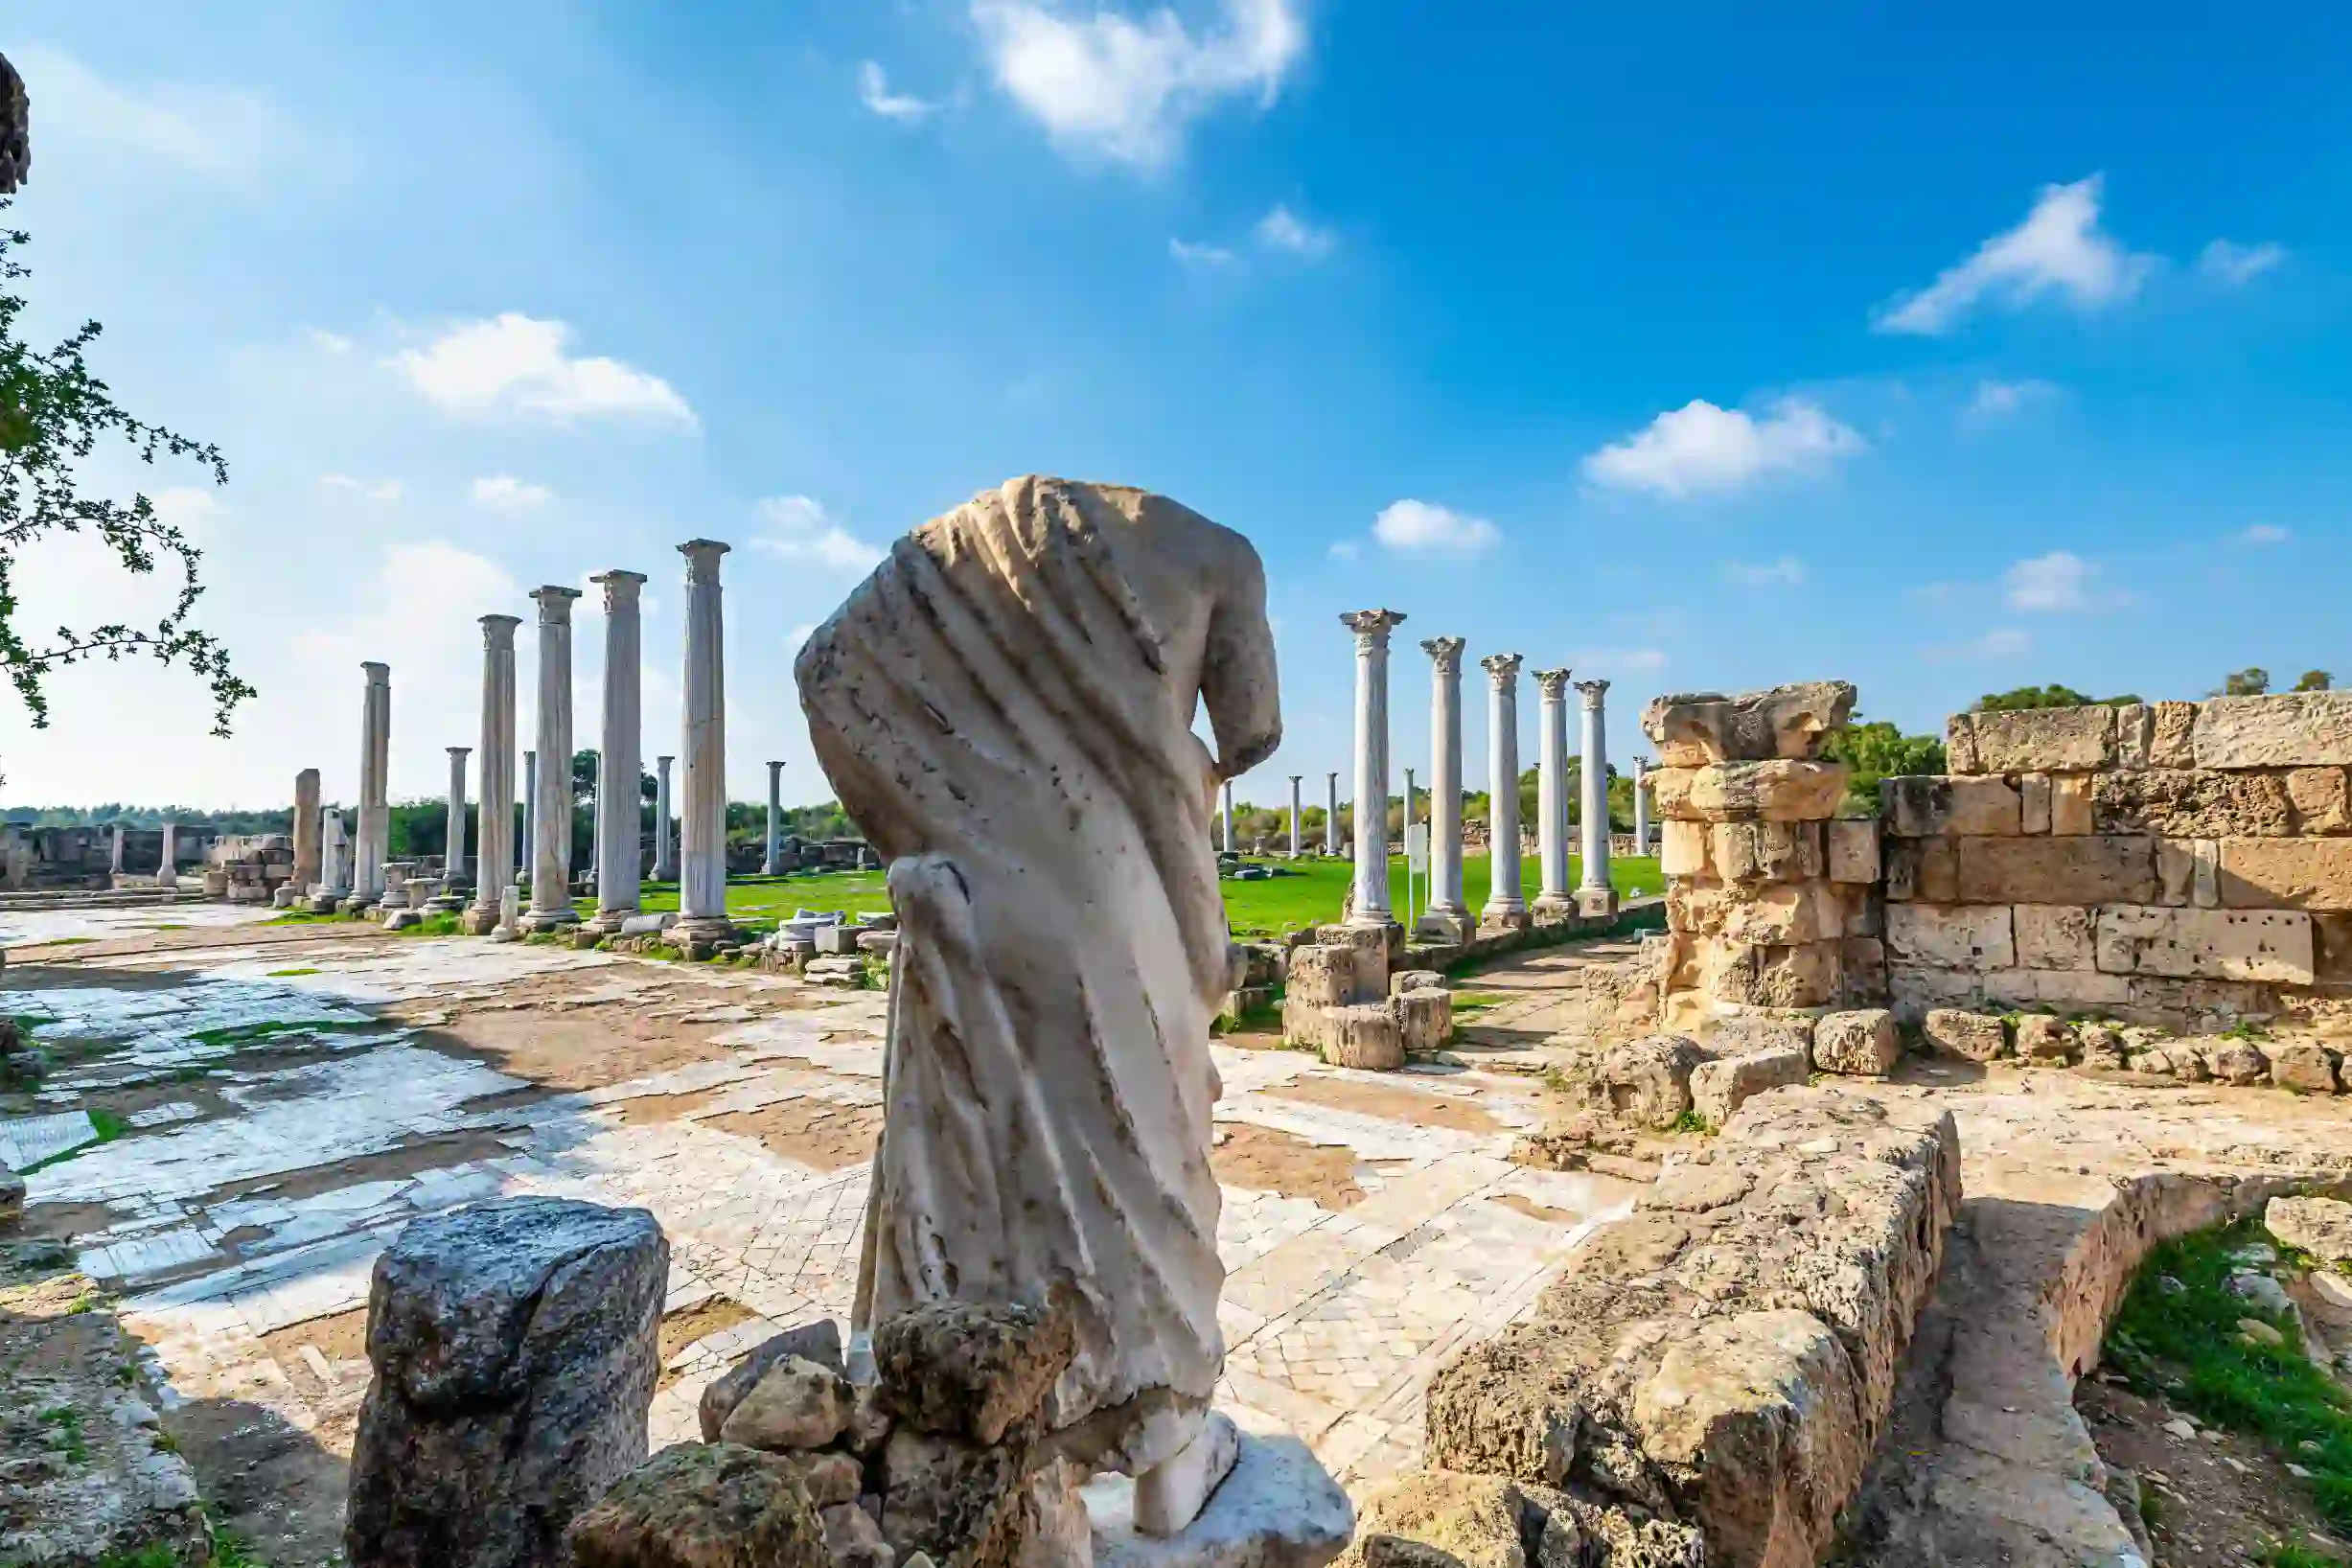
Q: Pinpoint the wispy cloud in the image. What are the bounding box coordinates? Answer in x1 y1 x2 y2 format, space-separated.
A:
1720 557 1806 588
753 496 885 572
2001 550 2129 612
1255 203 1334 259
472 474 554 511
2235 523 2292 546
1583 398 1864 499
1170 238 1238 267
1326 540 1360 563
12 44 283 187
1923 627 2032 661
858 61 942 123
390 314 697 428
1965 379 2059 421
1569 646 1671 675
1875 176 2156 334
2199 239 2287 287
319 473 404 503
971 0 1305 167
1372 499 1501 556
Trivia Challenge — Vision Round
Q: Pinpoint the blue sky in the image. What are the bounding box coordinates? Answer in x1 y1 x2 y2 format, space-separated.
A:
3 1 2346 811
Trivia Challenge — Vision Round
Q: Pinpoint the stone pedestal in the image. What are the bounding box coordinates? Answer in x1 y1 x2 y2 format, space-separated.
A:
588 571 648 935
346 1197 666 1568
1086 1430 1351 1568
1341 610 1405 928
1533 668 1573 920
522 588 583 933
675 541 736 944
1576 678 1618 918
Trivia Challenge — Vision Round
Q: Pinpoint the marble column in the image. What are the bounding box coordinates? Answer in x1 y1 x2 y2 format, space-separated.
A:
314 809 350 908
653 755 677 880
589 570 648 932
429 748 470 912
1221 779 1235 855
1342 609 1406 928
519 749 537 888
109 823 126 878
155 820 177 888
1419 636 1468 939
1325 772 1339 856
1479 655 1527 933
763 761 785 875
676 540 734 942
1533 668 1573 919
585 752 600 887
467 614 520 934
1632 754 1651 860
291 769 321 891
1288 775 1303 857
1577 679 1617 917
345 662 391 911
522 587 582 932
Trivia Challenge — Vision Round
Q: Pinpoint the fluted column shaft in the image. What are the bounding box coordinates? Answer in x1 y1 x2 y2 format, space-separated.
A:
1343 609 1406 926
1422 637 1466 925
590 570 647 928
1577 679 1616 915
291 769 321 890
764 760 785 875
156 820 177 888
347 662 391 907
1534 668 1572 912
524 588 582 929
444 749 470 881
1288 775 1303 857
1633 755 1651 859
678 541 732 935
519 750 537 884
110 824 126 875
1325 773 1339 855
471 614 520 927
653 756 676 879
1221 780 1235 855
1482 655 1526 924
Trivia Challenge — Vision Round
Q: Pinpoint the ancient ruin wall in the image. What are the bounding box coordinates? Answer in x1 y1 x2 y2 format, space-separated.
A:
1881 694 2352 1030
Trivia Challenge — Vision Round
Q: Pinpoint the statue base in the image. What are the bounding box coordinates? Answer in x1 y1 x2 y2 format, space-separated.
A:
1085 1428 1352 1568
1577 887 1620 919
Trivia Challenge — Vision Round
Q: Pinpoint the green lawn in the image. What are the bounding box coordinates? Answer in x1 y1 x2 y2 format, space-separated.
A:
599 853 1661 939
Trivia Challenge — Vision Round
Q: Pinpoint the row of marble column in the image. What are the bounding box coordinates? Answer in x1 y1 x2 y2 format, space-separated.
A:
1336 609 1652 940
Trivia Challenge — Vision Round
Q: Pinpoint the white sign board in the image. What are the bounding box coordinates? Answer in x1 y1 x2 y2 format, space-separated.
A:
1406 823 1430 872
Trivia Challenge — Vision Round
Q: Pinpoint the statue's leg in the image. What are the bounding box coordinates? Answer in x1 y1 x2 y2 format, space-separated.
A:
1019 1458 1095 1568
1133 1411 1240 1537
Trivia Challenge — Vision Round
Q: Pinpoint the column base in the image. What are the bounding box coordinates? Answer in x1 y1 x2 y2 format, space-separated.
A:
1414 906 1473 944
582 909 637 935
339 893 380 916
1577 887 1620 918
1531 893 1577 926
671 915 738 944
459 906 502 935
1477 903 1531 938
519 907 581 934
422 889 469 914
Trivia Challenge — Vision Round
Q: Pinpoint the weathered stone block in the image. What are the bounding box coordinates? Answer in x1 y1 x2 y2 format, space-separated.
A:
2093 904 2314 984
2113 703 2155 769
2268 1196 2352 1262
568 1442 828 1568
1882 775 2020 838
2219 837 2352 911
1690 1047 1810 1126
2012 1014 2074 1064
1591 1034 1703 1128
1324 1003 1406 1071
2193 691 2352 769
1285 943 1360 1008
2149 701 2198 769
348 1198 667 1568
1970 705 2117 773
2014 904 2095 970
1946 713 1982 774
1703 938 1842 1009
873 1294 1075 1446
1885 903 2015 971
1350 1469 1533 1568
2287 768 2352 834
718 1357 851 1452
1396 987 1453 1054
1812 1009 1900 1075
2090 769 2293 837
1669 880 1841 944
1826 819 1879 885
1883 838 1956 903
2051 775 2093 836
1710 819 1823 882
2317 913 2352 982
1841 936 1888 1004
1923 1008 2006 1062
1954 835 2156 906
1658 761 1849 823
2269 1042 2340 1095
1659 819 1711 878
876 1428 1030 1568
2018 773 2051 834
1640 681 1857 766
2202 1040 2271 1085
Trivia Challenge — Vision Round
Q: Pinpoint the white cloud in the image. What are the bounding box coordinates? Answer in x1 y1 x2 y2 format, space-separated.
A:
859 61 942 123
1720 557 1806 588
2001 551 2100 611
1966 379 2058 421
1170 238 1238 267
1875 176 2156 335
146 486 227 539
1372 500 1501 557
307 328 356 355
472 475 555 511
390 313 697 428
1582 398 1865 499
2200 239 2286 287
2236 523 2292 546
1255 203 1333 258
12 44 281 185
753 496 886 573
1326 540 1360 563
971 0 1305 167
320 473 404 503
1924 627 2032 661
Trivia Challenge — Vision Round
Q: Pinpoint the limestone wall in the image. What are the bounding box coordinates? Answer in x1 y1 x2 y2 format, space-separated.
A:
1882 694 2352 1030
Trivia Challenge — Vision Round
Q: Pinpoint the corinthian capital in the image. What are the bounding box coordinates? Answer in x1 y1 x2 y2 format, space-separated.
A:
1534 667 1573 699
1340 609 1407 651
1575 677 1611 709
1480 652 1524 689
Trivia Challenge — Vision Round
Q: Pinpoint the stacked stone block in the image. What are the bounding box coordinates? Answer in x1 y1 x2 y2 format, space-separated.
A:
1883 693 2352 1030
1643 682 1880 1031
1280 926 1451 1070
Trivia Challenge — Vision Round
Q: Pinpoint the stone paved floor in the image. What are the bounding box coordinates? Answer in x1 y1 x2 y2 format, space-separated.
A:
2 924 1639 1500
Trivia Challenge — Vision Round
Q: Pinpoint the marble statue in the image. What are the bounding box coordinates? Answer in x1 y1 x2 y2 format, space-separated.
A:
796 474 1280 1528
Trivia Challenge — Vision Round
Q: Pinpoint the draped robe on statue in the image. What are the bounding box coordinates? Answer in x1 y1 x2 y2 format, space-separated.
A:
795 475 1281 1474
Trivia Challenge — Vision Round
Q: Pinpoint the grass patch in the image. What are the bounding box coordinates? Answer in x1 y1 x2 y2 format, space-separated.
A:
2265 1544 2350 1568
1449 991 1506 1013
36 934 98 945
264 966 320 978
1669 1109 1712 1136
188 1018 380 1049
38 1404 88 1464
394 912 465 937
2104 1218 2352 1534
19 1109 129 1175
